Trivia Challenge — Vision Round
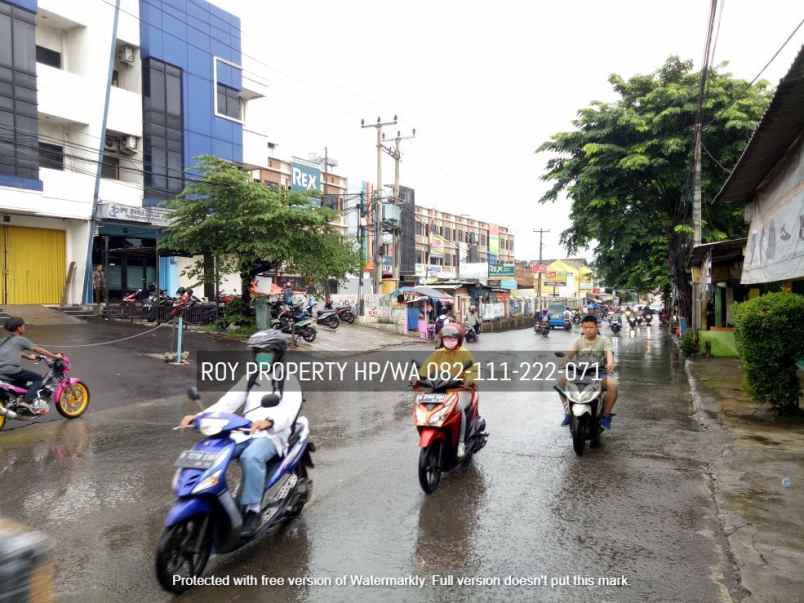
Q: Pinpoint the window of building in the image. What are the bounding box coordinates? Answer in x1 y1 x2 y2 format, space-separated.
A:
0 4 39 181
101 155 119 179
143 58 184 199
38 142 63 170
216 83 242 121
35 45 60 68
480 234 486 246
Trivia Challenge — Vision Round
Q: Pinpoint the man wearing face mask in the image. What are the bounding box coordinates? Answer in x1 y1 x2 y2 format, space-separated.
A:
419 323 478 460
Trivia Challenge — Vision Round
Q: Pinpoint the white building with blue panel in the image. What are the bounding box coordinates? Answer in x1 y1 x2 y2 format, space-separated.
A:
0 0 266 304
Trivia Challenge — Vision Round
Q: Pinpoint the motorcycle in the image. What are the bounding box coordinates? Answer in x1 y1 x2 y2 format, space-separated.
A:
309 302 340 330
626 314 637 330
553 353 604 456
610 317 622 334
121 285 154 305
0 355 90 431
413 361 488 494
572 313 581 325
464 323 478 343
334 305 356 324
534 320 550 337
156 388 314 594
272 310 317 343
644 313 653 325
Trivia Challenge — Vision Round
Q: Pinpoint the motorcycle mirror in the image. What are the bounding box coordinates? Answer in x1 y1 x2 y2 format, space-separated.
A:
261 393 282 407
554 352 566 358
187 386 201 401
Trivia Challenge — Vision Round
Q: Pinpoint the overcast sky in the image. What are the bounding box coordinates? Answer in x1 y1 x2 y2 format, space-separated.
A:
213 0 803 262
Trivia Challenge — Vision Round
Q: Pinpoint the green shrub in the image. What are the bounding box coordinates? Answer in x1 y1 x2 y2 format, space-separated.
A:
680 330 698 356
733 292 804 412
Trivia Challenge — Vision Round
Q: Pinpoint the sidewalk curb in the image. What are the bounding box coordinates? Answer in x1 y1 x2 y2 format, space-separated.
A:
684 359 752 603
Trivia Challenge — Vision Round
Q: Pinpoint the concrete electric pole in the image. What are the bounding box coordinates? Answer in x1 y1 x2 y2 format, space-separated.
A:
533 228 550 310
361 115 397 293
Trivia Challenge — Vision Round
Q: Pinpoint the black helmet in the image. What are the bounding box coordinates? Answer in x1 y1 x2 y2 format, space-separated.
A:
176 287 186 295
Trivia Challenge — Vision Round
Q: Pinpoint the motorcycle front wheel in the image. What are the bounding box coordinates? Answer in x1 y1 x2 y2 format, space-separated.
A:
155 515 213 594
56 381 90 419
571 416 588 456
341 311 355 324
324 316 339 329
301 327 317 343
418 441 442 494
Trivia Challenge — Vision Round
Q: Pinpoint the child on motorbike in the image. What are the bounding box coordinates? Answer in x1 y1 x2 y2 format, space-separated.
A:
559 314 618 430
417 323 478 460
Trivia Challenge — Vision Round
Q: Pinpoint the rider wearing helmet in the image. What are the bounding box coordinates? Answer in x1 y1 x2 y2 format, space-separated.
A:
179 329 303 537
419 323 478 459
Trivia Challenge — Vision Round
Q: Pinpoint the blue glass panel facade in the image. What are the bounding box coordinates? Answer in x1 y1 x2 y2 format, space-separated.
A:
3 0 35 12
140 0 242 207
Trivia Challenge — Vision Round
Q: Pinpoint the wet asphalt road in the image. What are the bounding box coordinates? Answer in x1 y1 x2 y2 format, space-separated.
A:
0 323 732 602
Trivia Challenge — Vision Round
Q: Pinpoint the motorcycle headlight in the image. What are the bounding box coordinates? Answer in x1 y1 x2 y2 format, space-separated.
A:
192 469 223 494
415 406 429 424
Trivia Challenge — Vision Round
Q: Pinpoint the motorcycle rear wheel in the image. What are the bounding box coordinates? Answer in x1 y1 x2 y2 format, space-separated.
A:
418 441 442 494
324 316 339 329
155 515 212 594
301 327 317 343
56 382 90 419
341 311 355 324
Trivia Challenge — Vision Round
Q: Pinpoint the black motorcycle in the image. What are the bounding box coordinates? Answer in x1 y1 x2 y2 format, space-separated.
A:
534 320 550 337
610 317 622 334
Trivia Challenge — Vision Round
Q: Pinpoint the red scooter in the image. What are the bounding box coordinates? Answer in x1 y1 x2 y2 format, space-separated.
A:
412 361 488 494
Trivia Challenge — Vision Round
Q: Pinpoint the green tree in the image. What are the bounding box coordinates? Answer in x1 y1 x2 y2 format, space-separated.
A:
161 156 359 309
537 57 771 317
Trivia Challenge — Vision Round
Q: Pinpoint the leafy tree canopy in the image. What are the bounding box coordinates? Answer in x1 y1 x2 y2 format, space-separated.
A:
537 56 771 294
161 156 359 295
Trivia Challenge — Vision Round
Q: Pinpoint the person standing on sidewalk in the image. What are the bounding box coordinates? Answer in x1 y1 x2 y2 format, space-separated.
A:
92 265 105 304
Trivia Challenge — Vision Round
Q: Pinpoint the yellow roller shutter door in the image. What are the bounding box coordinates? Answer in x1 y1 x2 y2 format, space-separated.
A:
3 226 66 304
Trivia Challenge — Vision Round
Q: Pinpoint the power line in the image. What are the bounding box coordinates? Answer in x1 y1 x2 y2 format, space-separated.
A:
748 16 804 86
703 16 804 133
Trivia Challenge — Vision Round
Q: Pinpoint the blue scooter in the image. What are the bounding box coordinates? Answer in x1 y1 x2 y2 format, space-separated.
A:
155 388 315 594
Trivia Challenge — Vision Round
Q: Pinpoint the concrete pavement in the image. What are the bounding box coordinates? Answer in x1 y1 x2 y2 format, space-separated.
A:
687 358 804 603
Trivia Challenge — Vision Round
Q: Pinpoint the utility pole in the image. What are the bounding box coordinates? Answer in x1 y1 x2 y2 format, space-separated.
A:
361 115 397 293
383 128 415 287
533 228 549 311
691 0 718 331
82 0 120 303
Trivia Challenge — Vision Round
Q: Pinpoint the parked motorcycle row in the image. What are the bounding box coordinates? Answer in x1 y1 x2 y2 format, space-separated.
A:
120 284 216 324
268 298 356 343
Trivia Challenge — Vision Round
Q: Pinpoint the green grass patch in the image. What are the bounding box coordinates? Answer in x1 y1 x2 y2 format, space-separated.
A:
698 330 738 358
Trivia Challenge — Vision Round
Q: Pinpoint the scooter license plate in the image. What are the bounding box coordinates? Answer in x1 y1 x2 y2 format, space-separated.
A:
416 393 447 404
174 450 219 469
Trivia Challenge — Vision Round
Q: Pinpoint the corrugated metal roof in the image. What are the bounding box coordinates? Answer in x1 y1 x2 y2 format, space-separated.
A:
715 45 804 204
690 238 746 263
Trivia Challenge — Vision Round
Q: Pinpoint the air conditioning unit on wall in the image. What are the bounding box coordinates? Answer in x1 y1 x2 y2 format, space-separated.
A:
104 135 119 153
119 135 138 154
117 45 136 65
